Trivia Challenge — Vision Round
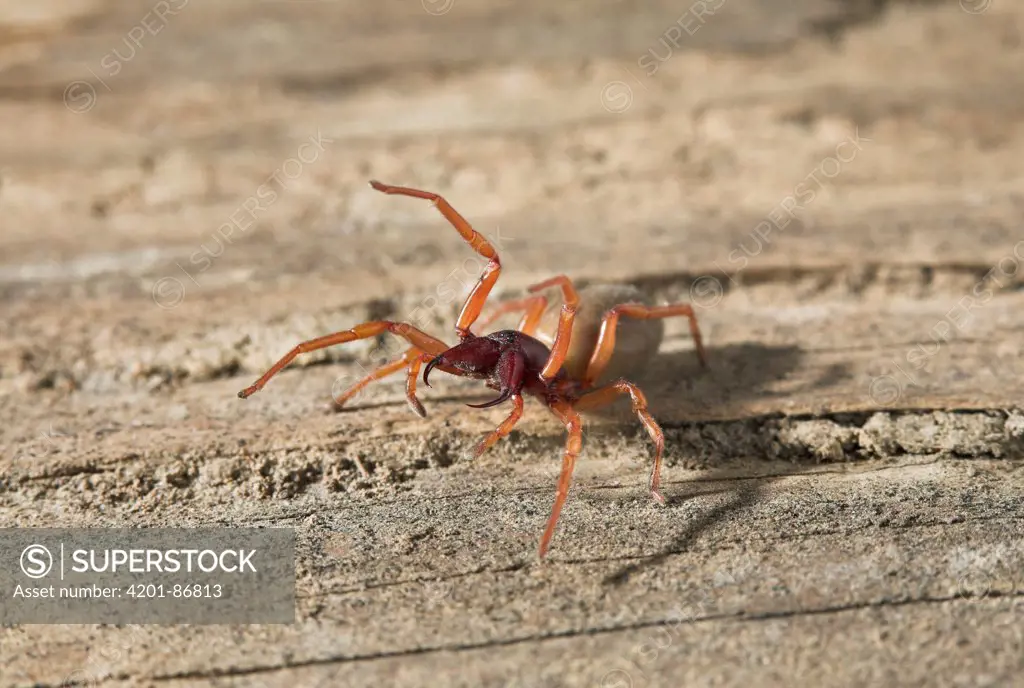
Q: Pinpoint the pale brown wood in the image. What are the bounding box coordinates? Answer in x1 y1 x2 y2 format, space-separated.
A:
2 1 1024 685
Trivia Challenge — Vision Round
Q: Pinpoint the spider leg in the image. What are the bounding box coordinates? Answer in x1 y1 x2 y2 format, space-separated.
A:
476 295 548 335
477 274 581 339
332 353 409 409
238 321 447 399
332 347 429 418
472 393 525 458
574 379 666 503
538 399 583 559
583 303 707 386
369 180 501 339
404 352 429 418
525 275 580 383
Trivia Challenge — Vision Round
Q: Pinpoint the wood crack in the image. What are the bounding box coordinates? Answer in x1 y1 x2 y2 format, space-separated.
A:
148 591 1023 683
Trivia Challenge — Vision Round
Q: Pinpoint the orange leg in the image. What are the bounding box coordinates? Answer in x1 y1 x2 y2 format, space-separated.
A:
370 181 500 339
473 393 525 458
477 274 582 340
238 321 447 399
333 354 409 408
333 348 428 418
526 275 580 383
574 379 667 503
476 295 549 335
405 353 428 418
538 399 583 559
584 303 707 386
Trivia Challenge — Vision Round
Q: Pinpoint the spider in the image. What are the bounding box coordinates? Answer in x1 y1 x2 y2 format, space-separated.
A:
238 181 707 558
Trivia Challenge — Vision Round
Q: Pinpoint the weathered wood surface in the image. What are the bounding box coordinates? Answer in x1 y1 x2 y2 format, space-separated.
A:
2 1 1023 686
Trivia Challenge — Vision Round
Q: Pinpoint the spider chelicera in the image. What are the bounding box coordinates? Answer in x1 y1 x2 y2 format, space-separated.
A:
238 181 707 558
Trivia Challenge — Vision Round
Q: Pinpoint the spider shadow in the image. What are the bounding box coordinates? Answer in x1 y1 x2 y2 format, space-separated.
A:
569 342 853 585
580 341 812 422
600 463 808 586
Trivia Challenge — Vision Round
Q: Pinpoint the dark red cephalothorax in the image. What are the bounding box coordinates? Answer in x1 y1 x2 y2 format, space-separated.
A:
238 181 707 558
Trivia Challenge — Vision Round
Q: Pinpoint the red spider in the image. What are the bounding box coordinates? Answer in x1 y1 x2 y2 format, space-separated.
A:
238 181 707 558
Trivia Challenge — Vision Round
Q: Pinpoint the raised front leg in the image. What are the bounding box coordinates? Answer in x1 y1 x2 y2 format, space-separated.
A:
369 180 502 339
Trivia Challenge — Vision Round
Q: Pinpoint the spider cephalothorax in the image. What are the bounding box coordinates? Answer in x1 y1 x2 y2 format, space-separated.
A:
238 180 707 558
423 329 564 408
